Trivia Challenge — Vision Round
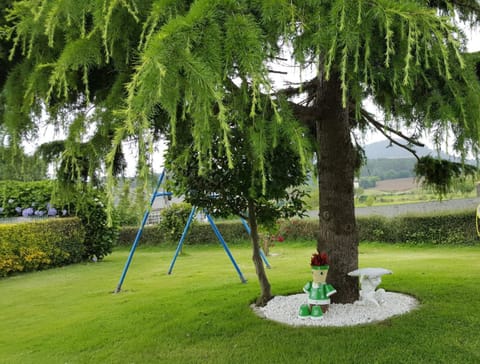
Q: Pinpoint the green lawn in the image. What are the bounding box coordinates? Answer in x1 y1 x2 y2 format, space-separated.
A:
1 242 479 363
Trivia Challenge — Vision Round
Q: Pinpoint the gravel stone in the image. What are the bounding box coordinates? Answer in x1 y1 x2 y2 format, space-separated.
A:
253 292 419 327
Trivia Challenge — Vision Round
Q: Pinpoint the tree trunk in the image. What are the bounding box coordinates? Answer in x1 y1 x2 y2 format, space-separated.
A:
248 199 272 306
316 73 359 304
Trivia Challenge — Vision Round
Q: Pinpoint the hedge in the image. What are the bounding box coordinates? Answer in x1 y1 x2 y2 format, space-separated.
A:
356 210 478 245
0 218 85 277
117 220 250 246
118 210 479 246
0 181 116 260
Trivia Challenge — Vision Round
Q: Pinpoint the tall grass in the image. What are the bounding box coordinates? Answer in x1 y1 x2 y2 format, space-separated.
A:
1 242 479 363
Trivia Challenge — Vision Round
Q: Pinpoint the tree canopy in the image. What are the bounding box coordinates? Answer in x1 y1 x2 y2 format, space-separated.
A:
2 0 480 303
2 1 479 170
0 2 478 176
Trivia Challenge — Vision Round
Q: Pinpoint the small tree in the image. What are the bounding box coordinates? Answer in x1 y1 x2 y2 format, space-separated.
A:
166 113 310 305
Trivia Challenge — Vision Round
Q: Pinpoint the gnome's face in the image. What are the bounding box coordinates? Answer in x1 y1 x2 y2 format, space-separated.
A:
312 267 328 283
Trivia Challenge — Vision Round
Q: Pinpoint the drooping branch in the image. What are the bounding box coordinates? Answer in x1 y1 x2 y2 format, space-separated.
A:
360 108 424 160
415 155 478 196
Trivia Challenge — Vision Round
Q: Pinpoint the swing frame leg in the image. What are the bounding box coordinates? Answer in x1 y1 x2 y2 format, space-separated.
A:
168 206 197 275
114 170 166 293
206 214 247 283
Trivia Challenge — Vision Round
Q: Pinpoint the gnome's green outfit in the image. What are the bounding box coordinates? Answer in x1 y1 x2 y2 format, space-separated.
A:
303 281 337 305
298 265 336 319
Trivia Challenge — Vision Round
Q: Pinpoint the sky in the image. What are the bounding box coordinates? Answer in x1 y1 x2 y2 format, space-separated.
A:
25 24 480 176
465 24 480 52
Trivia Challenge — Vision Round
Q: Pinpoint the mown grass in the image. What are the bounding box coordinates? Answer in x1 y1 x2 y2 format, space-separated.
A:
1 242 479 363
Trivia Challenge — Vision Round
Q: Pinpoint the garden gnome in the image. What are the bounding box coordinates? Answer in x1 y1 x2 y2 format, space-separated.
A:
298 252 337 319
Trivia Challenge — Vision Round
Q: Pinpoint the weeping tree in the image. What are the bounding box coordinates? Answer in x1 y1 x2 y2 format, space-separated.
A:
2 0 480 303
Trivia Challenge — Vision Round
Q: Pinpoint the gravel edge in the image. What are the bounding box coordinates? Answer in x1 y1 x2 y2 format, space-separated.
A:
252 292 419 327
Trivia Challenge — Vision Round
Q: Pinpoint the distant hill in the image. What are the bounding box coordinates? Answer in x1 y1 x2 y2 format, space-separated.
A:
363 139 450 160
359 139 474 185
360 139 458 184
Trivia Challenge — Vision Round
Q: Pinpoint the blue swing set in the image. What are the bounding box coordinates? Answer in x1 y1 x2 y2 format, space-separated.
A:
114 169 270 293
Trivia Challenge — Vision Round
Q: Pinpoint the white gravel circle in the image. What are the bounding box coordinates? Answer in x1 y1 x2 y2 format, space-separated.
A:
253 292 419 327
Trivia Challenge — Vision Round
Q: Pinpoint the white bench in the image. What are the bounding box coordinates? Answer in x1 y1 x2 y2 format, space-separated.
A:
348 267 392 306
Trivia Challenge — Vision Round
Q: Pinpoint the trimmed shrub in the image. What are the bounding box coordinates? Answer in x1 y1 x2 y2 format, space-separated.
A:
188 221 250 244
0 181 117 260
118 225 165 246
277 219 317 241
280 211 478 245
393 212 477 245
0 218 85 277
356 216 397 243
356 211 478 244
118 210 478 246
117 220 250 246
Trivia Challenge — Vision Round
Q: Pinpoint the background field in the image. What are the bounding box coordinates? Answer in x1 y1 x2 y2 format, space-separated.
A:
373 177 418 192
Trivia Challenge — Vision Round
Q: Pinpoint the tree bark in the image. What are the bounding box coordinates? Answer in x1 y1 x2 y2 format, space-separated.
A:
315 73 359 304
247 199 272 306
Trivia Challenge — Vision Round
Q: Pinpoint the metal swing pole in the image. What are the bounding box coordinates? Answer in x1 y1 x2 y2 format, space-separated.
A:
240 218 271 269
114 170 167 293
206 213 247 283
167 206 197 275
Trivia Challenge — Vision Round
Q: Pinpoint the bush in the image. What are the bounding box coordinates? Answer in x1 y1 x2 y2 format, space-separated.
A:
356 216 394 242
118 225 165 246
157 203 195 243
0 180 62 217
357 210 478 245
0 218 85 277
74 189 118 260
